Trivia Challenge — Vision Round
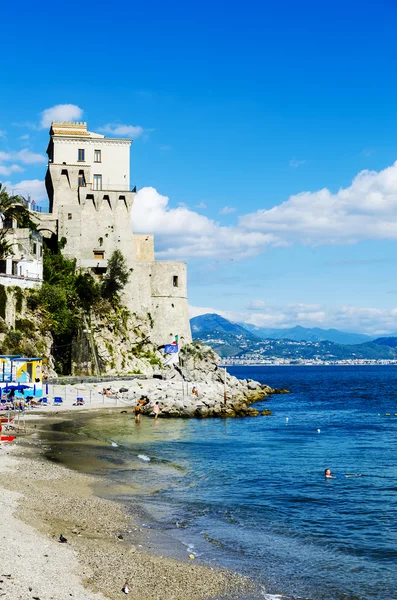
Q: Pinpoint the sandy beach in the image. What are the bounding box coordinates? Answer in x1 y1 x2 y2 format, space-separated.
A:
0 417 254 600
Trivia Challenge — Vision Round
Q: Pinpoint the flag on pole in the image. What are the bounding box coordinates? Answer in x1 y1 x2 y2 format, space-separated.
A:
164 344 179 354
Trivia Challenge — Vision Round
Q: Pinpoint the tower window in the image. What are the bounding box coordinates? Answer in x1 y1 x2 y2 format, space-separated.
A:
93 250 104 260
78 148 85 161
78 171 86 187
94 149 101 163
68 213 72 220
93 174 102 191
98 237 103 246
173 276 179 287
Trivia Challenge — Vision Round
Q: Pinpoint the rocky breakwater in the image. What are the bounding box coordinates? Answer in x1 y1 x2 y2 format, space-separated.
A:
137 342 289 418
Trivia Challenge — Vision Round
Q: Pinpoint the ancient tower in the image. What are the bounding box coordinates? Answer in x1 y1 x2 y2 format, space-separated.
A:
41 121 192 346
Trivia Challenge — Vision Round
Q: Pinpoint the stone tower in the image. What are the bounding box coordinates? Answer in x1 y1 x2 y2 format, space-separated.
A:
41 121 192 346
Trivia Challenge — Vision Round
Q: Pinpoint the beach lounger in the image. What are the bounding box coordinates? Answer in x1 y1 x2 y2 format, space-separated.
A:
53 397 63 405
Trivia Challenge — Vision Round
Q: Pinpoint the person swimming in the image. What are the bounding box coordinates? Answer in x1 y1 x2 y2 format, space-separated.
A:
324 468 363 479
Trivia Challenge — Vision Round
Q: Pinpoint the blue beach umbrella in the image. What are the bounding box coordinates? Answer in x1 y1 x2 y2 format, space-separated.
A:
4 384 31 392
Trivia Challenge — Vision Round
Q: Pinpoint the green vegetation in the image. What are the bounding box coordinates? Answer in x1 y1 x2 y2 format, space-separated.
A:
13 287 24 313
101 249 130 300
180 340 216 363
25 243 144 374
14 319 35 335
0 284 6 319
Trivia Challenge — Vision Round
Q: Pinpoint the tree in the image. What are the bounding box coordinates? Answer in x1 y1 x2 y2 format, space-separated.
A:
0 184 37 260
101 250 130 300
75 271 101 310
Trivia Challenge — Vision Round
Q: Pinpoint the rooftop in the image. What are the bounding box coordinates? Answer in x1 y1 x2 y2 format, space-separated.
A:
50 121 104 139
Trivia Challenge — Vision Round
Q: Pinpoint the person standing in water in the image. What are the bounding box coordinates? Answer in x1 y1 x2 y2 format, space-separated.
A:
153 401 160 420
134 403 142 422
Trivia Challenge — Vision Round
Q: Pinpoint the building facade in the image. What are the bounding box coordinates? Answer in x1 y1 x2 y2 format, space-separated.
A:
41 121 191 346
0 208 43 290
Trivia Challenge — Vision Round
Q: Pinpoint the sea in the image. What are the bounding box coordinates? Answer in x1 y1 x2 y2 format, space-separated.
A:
40 366 397 600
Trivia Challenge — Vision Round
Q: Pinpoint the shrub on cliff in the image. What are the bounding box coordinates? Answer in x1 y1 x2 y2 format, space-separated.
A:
75 272 101 310
101 250 130 300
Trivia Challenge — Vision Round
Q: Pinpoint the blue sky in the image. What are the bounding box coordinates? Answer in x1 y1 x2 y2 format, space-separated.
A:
2 0 397 334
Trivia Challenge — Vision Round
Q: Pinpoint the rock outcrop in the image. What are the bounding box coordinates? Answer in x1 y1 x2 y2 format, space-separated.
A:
124 341 290 418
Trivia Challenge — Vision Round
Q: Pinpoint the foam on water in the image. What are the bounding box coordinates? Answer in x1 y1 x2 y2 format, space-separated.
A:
137 454 151 462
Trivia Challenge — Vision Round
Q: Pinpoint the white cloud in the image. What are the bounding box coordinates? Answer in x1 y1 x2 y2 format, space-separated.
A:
289 158 306 168
18 134 30 140
40 104 83 128
195 202 207 209
190 302 397 336
247 300 266 310
240 161 397 245
219 206 236 215
130 160 397 261
14 149 46 164
0 149 46 164
0 130 5 138
132 187 277 259
100 124 145 138
0 164 24 176
4 179 47 202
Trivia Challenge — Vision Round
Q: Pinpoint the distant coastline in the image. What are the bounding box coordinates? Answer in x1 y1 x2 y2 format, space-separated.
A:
222 359 397 367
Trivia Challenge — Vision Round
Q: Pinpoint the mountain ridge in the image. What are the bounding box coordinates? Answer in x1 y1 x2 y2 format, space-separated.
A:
237 323 374 345
190 313 397 361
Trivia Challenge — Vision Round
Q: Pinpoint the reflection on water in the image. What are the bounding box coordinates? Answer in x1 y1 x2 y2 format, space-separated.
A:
40 411 192 497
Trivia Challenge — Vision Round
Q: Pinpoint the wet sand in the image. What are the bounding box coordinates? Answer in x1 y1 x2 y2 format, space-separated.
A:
0 419 255 600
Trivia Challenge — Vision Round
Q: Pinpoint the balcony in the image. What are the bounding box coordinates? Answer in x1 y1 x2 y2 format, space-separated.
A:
81 258 109 269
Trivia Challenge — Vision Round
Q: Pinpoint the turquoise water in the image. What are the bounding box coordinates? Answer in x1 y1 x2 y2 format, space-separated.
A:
43 366 397 600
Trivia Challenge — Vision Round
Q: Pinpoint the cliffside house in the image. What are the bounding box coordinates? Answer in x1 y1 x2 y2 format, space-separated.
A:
0 197 43 289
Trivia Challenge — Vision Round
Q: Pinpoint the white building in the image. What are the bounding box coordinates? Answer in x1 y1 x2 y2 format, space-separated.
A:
39 121 191 346
47 121 132 192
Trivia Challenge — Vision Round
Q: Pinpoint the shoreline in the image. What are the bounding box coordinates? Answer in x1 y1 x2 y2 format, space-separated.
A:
0 416 256 600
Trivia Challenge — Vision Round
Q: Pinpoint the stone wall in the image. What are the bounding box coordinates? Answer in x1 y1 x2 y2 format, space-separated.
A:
45 163 135 269
120 260 191 346
0 275 41 292
133 234 154 261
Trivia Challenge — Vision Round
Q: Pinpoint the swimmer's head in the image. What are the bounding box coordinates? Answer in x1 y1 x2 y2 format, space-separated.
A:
324 468 332 477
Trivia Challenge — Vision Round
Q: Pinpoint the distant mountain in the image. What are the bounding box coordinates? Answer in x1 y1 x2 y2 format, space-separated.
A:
239 323 374 345
372 337 397 348
190 314 397 362
191 313 258 337
190 313 260 357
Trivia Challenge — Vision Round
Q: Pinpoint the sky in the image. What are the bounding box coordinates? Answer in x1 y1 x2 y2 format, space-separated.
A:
2 0 397 335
